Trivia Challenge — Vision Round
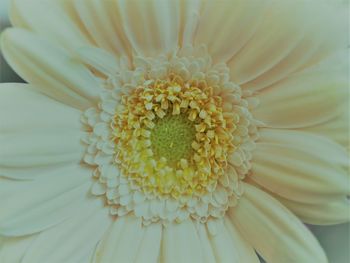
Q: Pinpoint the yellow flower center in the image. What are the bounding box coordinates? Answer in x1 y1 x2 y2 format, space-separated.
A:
112 74 237 199
150 114 196 165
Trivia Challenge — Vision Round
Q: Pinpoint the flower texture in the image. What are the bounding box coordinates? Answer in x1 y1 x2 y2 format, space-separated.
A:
0 0 349 262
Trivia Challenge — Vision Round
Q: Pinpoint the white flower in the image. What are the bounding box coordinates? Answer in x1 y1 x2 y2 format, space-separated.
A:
0 0 348 262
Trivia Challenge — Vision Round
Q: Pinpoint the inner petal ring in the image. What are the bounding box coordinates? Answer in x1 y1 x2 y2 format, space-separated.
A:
81 47 259 224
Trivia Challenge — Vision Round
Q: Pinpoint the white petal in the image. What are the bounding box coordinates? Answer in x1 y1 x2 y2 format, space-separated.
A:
179 0 202 47
10 0 91 50
229 183 327 263
0 132 84 168
0 83 81 132
0 84 86 179
73 0 131 57
251 129 349 203
0 166 91 236
134 223 162 263
22 199 111 263
302 103 349 147
206 220 240 262
161 220 203 263
93 216 144 263
224 218 260 263
117 0 180 56
0 164 82 182
228 0 345 86
253 64 348 128
76 47 120 76
1 29 101 109
91 182 106 196
193 223 216 263
194 0 268 63
275 195 350 226
0 235 38 263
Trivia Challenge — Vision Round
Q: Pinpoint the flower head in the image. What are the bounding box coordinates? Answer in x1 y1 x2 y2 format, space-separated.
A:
0 0 348 262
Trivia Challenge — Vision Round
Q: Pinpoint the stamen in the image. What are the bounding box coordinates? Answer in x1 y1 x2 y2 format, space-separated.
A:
112 77 237 198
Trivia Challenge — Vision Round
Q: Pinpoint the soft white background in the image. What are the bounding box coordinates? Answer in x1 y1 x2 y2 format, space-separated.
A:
0 0 349 262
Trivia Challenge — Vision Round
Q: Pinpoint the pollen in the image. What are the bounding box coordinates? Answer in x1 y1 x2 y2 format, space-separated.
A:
112 75 237 199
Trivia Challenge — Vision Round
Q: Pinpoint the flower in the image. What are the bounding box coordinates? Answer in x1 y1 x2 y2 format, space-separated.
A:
0 0 348 262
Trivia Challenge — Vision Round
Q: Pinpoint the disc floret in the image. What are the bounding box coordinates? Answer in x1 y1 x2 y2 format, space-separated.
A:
112 76 236 199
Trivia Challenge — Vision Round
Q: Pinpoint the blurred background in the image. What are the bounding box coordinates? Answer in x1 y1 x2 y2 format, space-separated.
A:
0 0 22 82
0 0 349 262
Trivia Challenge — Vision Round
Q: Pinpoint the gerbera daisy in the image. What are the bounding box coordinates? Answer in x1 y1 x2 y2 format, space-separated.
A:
0 0 348 262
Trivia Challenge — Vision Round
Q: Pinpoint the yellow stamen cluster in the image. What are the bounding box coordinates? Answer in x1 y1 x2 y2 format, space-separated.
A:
112 74 237 199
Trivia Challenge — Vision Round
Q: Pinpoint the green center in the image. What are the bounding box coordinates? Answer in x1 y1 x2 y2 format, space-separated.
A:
150 114 196 164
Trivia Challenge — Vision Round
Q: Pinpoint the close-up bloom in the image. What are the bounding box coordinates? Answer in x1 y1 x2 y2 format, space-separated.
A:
0 0 349 262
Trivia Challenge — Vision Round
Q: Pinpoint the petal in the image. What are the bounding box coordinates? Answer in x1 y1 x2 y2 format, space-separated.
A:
207 220 240 262
252 63 348 128
10 0 91 50
92 216 145 263
178 0 202 47
245 177 350 226
0 132 84 169
1 28 101 109
133 223 162 263
251 129 349 203
194 0 269 63
0 164 84 183
0 235 38 263
73 0 131 58
76 47 120 76
91 218 126 262
193 223 216 263
301 104 349 148
22 199 111 263
223 218 260 263
0 84 85 178
0 165 91 236
0 83 81 133
229 183 327 263
206 219 259 263
160 220 204 263
228 0 346 86
117 0 180 56
274 195 350 226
